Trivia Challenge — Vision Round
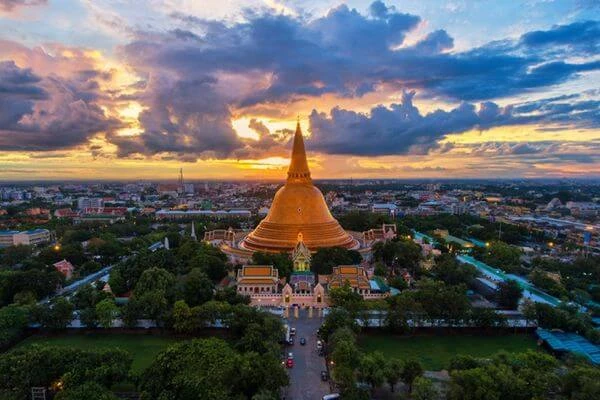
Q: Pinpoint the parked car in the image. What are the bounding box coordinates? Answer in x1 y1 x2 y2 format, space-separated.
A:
320 370 329 381
287 352 294 360
290 327 296 336
288 337 294 345
316 340 323 350
300 337 306 345
286 358 294 368
322 394 340 400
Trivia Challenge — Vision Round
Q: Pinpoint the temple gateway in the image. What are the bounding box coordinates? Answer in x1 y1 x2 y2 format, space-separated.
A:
205 122 398 307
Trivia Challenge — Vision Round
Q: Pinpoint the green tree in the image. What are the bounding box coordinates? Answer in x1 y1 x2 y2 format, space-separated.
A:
108 269 127 296
329 283 364 314
311 247 362 275
252 252 293 279
33 297 74 330
400 359 423 393
0 304 29 348
562 366 600 400
384 358 403 392
432 254 477 286
134 267 175 297
95 299 119 328
55 382 118 400
0 345 131 399
357 352 386 392
141 338 239 399
79 307 98 328
496 279 523 310
80 260 102 275
482 241 522 273
172 300 194 333
413 376 438 400
233 351 289 398
12 290 36 305
180 268 214 306
373 263 387 277
319 307 359 342
1 245 32 267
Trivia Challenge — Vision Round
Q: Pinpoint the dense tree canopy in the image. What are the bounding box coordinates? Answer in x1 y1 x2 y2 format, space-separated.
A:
141 337 287 400
496 279 523 310
252 252 293 279
311 247 362 275
431 254 477 286
0 345 131 400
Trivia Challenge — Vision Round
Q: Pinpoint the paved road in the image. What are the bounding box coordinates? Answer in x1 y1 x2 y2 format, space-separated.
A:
283 309 331 400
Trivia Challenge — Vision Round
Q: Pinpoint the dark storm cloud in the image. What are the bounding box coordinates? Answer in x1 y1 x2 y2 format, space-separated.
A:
3 2 597 159
0 61 121 151
248 119 270 136
110 2 600 160
0 61 46 128
307 91 600 157
308 90 534 156
521 20 600 54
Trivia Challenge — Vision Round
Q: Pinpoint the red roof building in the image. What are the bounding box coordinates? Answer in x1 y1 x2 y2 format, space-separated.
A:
53 259 74 279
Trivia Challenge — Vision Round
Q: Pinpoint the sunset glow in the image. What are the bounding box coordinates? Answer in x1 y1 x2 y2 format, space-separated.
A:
0 0 598 180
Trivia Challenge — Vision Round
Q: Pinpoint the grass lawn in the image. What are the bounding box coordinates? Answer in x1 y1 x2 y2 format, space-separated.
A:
359 333 540 371
13 333 182 373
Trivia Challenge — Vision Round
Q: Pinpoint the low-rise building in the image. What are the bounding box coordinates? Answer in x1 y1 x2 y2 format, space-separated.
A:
13 228 53 246
53 259 74 279
0 230 19 248
236 265 279 295
328 265 372 295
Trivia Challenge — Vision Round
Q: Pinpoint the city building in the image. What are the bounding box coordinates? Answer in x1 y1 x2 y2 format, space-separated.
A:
12 229 53 246
53 259 74 279
77 197 104 210
0 230 19 248
372 203 398 216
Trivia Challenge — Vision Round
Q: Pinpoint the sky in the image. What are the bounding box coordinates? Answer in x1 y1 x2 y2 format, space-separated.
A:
0 0 599 181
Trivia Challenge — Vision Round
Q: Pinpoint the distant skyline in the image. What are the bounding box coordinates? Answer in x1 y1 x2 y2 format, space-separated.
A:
0 0 599 180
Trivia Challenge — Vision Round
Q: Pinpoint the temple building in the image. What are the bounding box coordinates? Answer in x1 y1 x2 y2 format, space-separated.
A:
240 121 359 253
206 121 397 264
236 265 279 295
328 265 372 295
203 121 401 306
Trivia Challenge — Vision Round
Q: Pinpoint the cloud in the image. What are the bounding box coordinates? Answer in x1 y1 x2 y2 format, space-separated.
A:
0 0 45 12
248 118 270 136
1 1 599 163
0 59 121 151
308 90 534 156
307 90 600 157
520 20 599 55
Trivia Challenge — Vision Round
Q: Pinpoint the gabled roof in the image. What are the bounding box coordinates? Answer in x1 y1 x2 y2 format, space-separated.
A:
329 265 370 290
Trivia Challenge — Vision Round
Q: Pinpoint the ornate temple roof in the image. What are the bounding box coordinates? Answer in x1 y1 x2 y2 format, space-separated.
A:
236 265 279 285
329 265 371 290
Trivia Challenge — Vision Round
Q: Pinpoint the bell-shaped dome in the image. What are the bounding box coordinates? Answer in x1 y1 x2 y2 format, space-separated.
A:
241 121 358 253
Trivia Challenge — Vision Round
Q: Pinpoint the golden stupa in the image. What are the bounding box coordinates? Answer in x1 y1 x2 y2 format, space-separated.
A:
241 121 359 253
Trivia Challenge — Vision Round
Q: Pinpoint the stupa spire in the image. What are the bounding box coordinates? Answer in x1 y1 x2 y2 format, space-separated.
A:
287 119 311 183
